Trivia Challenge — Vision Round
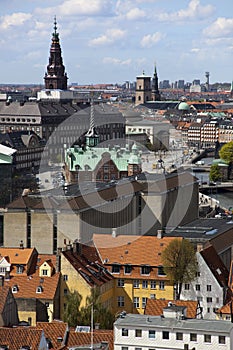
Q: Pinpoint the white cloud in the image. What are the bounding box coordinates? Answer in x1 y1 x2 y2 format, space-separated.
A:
103 57 132 65
36 0 113 17
140 32 164 48
190 48 201 53
157 0 214 22
125 7 146 20
203 17 233 38
0 12 32 30
89 28 126 46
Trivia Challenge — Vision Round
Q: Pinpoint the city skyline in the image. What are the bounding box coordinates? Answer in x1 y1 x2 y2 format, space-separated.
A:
0 0 233 85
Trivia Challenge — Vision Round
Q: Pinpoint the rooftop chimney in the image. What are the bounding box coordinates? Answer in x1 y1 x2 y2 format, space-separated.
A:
112 228 117 238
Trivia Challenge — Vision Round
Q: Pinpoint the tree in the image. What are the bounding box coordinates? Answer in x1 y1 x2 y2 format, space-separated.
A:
79 288 114 329
161 238 198 300
219 141 233 164
209 164 221 182
63 290 82 327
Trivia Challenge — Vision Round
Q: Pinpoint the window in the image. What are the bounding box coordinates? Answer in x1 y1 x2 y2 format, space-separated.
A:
184 283 190 290
142 280 148 289
122 348 128 350
16 265 24 274
64 288 68 295
196 271 200 277
12 285 18 293
207 285 212 292
122 328 128 336
216 297 219 303
124 265 132 274
207 297 212 303
42 269 48 276
219 336 226 344
158 266 166 276
148 330 156 339
118 296 124 307
204 334 211 343
135 329 142 337
134 297 140 308
190 333 197 342
142 297 147 309
150 280 156 289
159 281 165 290
141 265 150 275
162 331 169 340
133 279 140 288
63 275 68 281
112 264 120 274
195 284 200 291
197 296 203 302
36 286 43 293
118 279 125 287
176 332 183 340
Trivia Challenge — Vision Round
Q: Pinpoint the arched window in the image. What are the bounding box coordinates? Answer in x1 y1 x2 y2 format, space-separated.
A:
12 285 18 293
36 285 43 293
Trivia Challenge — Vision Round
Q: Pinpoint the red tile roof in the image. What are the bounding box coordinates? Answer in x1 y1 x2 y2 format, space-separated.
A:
36 320 68 349
35 321 113 350
145 299 199 319
67 329 113 350
0 327 44 350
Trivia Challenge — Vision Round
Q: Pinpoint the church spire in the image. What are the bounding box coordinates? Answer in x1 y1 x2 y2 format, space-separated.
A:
85 93 99 148
151 62 161 101
44 17 68 90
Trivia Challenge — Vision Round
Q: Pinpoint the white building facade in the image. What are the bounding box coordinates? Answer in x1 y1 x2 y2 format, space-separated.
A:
114 313 233 350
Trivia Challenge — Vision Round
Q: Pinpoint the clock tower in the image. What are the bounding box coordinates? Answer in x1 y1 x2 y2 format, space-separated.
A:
44 17 68 90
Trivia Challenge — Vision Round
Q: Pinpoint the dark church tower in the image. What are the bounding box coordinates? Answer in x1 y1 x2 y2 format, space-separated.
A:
151 63 161 101
44 17 68 90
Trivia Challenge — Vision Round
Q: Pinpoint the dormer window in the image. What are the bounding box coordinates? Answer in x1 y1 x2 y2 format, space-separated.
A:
158 266 166 276
124 264 132 274
16 265 24 274
36 286 43 293
112 264 120 274
141 265 150 275
12 285 18 293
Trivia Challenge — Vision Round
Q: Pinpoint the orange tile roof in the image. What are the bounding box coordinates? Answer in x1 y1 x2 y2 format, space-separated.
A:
3 254 60 299
0 327 43 349
93 234 182 266
4 272 60 299
35 321 114 350
36 320 68 349
215 301 232 315
0 247 35 265
145 299 198 319
67 329 114 350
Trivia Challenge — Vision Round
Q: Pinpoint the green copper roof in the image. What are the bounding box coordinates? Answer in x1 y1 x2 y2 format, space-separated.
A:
66 144 142 172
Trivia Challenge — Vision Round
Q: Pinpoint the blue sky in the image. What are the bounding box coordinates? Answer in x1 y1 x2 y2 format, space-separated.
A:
0 0 233 85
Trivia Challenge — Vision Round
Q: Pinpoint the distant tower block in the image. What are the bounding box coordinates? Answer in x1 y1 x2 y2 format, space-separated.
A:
205 72 210 92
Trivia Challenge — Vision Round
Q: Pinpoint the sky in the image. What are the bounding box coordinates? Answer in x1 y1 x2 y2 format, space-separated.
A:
0 0 233 85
